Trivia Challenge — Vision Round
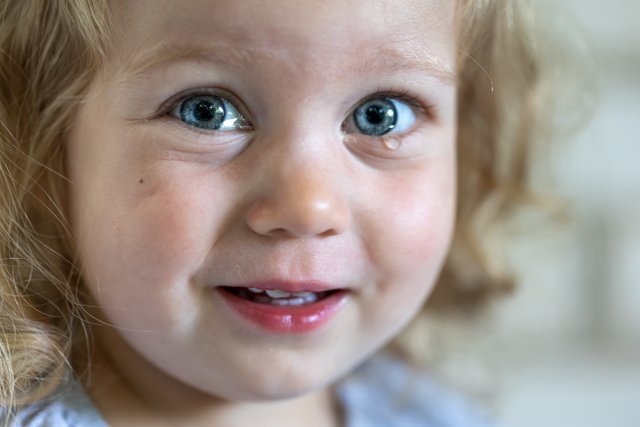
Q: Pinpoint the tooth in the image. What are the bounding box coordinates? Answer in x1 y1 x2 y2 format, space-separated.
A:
286 297 306 306
302 294 319 303
292 291 315 297
265 289 292 298
248 287 264 293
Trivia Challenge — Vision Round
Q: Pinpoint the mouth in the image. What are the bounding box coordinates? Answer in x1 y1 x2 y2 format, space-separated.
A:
215 284 349 333
220 286 341 307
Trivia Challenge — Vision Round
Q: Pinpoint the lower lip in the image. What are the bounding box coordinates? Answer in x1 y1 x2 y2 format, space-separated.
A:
215 288 348 334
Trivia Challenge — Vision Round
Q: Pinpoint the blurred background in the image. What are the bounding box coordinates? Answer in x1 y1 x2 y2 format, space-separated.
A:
494 0 640 426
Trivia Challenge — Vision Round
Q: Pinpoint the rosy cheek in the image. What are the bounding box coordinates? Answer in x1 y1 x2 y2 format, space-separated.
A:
99 167 224 289
354 169 454 337
383 210 451 282
367 167 455 279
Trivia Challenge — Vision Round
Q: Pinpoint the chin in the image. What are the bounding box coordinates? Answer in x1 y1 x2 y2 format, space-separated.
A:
206 358 341 402
242 370 330 401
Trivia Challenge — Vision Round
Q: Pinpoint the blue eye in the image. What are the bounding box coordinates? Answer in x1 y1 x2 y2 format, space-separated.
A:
175 95 250 131
352 98 415 136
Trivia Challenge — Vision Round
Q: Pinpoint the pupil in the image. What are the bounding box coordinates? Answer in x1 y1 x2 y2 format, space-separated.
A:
365 105 386 125
194 101 215 121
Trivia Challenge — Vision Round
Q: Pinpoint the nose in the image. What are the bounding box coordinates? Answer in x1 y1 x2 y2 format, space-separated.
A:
244 152 351 238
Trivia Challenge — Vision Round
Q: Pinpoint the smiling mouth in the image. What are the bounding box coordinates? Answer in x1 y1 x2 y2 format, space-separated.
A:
220 286 339 306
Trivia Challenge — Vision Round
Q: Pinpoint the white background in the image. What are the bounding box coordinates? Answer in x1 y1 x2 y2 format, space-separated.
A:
495 0 640 426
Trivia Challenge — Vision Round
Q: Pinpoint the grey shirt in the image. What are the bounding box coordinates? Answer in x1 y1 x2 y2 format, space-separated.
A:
5 356 495 427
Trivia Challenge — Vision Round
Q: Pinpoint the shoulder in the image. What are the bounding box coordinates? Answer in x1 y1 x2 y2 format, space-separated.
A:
4 381 108 427
334 354 498 427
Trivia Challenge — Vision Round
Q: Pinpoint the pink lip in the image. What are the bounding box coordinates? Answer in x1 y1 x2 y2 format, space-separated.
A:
215 287 348 334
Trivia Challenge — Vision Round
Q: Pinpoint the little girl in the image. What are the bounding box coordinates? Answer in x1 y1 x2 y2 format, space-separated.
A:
0 0 552 425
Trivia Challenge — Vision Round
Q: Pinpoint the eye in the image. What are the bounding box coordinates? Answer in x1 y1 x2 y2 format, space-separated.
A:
172 94 250 131
351 97 416 136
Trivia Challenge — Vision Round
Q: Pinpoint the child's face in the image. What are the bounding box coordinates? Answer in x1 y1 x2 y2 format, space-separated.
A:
68 0 457 401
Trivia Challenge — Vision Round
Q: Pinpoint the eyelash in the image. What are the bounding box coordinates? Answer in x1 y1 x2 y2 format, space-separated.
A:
160 88 435 135
345 90 434 144
160 88 250 129
356 90 431 118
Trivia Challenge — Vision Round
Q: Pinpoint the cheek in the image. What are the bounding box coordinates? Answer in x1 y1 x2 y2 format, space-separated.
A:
368 164 455 280
354 156 455 344
112 176 211 275
73 163 231 320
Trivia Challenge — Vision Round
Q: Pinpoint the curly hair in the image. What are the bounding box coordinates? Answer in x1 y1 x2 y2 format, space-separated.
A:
0 0 555 418
0 0 110 415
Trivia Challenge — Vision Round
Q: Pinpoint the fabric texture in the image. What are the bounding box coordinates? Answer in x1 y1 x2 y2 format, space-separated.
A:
4 380 108 427
5 355 495 427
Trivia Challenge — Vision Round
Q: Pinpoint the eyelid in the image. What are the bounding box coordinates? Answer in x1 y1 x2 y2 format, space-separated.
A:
340 90 438 161
159 88 253 125
354 90 433 120
343 90 435 139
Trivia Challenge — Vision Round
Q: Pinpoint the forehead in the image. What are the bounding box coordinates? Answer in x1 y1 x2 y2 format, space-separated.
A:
108 0 457 80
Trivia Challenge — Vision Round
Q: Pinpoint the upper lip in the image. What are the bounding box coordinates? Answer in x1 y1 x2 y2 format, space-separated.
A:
220 280 344 293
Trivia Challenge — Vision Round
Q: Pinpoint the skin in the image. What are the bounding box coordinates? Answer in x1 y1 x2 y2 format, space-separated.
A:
66 0 458 425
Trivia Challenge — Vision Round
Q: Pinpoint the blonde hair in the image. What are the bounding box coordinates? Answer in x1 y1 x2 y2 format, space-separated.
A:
0 0 557 417
0 0 110 416
392 0 559 391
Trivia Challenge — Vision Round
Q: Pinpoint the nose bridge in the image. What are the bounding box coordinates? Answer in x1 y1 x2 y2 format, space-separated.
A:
244 131 351 238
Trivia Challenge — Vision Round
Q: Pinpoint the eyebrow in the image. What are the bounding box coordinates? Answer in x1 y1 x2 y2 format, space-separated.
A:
359 45 456 83
120 43 285 77
121 42 456 84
